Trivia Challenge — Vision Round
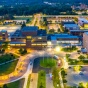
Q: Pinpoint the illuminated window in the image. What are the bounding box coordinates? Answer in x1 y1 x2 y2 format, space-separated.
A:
0 37 2 40
27 36 32 39
37 44 41 45
15 44 21 46
32 44 36 45
38 37 42 39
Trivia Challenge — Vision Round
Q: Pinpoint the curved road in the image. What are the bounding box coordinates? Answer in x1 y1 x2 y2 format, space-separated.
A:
0 50 53 85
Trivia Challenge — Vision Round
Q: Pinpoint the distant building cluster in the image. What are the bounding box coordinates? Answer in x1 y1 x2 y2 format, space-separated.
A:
71 4 88 10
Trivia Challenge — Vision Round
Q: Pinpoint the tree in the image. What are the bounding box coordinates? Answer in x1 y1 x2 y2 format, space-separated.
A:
4 14 14 20
77 50 81 54
21 23 26 28
86 82 88 87
72 86 77 88
78 83 84 88
63 79 67 83
61 70 66 76
3 84 8 88
49 29 55 33
19 48 27 55
78 55 85 60
2 42 9 50
39 84 44 88
57 28 60 32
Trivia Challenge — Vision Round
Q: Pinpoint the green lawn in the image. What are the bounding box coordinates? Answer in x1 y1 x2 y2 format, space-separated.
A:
26 74 31 88
40 58 56 68
0 53 18 64
0 78 24 88
62 46 77 52
0 60 18 76
7 80 20 88
37 70 46 88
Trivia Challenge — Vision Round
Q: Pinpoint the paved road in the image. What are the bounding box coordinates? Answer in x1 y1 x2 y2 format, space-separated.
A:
46 74 54 88
29 73 38 88
0 50 52 85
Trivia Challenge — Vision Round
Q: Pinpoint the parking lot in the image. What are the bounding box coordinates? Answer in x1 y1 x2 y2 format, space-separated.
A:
66 66 88 87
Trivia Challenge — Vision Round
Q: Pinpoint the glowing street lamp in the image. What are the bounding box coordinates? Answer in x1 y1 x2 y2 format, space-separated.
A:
55 46 61 52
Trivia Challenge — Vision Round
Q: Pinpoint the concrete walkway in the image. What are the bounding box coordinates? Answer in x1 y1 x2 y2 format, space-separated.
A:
29 73 38 88
46 74 54 88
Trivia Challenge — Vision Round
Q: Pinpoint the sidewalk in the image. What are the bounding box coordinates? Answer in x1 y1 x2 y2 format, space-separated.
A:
46 74 54 88
29 73 38 88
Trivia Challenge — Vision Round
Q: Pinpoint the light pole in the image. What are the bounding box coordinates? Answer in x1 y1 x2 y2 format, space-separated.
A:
57 84 59 88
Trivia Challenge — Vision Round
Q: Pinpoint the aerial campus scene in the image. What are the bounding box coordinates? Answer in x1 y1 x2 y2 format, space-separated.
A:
1 0 88 88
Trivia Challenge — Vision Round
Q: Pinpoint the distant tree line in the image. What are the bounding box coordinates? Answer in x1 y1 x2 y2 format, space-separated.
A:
0 4 77 16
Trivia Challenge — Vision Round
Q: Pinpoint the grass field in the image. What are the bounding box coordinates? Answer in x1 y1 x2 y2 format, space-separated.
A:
0 60 18 76
37 70 46 88
0 78 24 88
26 74 31 88
0 53 19 64
40 57 57 68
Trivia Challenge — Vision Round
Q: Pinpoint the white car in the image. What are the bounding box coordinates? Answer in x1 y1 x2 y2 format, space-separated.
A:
54 55 59 60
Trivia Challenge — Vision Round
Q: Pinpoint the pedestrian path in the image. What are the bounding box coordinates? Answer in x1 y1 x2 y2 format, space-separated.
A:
29 73 38 88
46 74 54 88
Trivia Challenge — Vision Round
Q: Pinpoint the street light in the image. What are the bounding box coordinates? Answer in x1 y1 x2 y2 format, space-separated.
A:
55 46 61 52
57 84 59 88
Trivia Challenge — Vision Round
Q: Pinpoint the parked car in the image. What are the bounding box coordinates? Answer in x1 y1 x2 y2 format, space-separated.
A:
54 55 59 60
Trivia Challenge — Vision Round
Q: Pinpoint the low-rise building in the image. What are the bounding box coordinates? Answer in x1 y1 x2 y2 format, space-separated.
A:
0 30 8 42
10 26 47 49
4 20 27 24
21 26 38 36
63 23 80 30
78 18 88 28
47 34 79 47
69 30 88 36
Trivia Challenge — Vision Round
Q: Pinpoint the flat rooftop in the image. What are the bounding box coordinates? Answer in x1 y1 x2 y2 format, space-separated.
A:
64 24 79 28
85 32 88 35
11 30 23 38
37 30 47 36
49 34 79 40
70 30 88 32
0 30 7 33
54 34 79 38
21 26 38 32
79 18 88 23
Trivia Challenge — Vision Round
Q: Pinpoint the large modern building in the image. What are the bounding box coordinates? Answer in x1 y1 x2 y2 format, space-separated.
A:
83 32 88 53
63 22 80 30
10 26 47 49
47 34 80 47
69 30 88 36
